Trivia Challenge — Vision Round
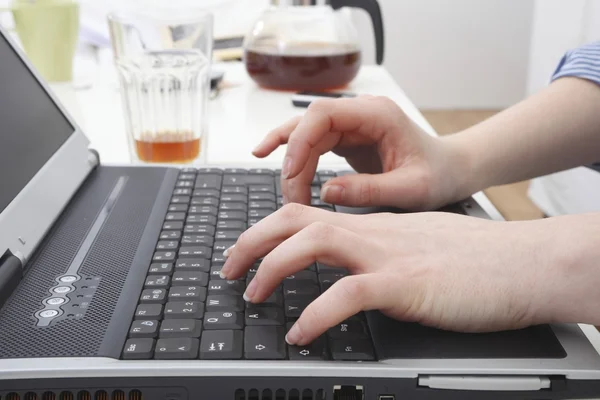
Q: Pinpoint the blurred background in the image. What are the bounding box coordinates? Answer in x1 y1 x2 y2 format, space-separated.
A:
1 0 599 220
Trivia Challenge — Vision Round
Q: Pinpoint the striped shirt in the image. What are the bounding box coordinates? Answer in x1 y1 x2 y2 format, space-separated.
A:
551 41 600 173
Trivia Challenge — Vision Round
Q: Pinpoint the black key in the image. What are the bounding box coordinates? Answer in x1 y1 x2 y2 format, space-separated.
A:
181 235 214 246
153 251 176 262
204 311 244 330
209 265 226 280
224 174 273 186
160 230 181 240
217 220 246 231
317 263 347 273
156 240 179 250
162 221 183 231
160 319 202 338
194 174 222 190
328 320 369 339
245 306 285 326
144 275 170 289
214 240 236 253
283 285 320 300
248 209 271 219
179 246 212 259
244 326 286 359
191 197 220 207
140 288 167 304
318 170 337 177
200 330 243 359
164 301 204 319
173 188 192 196
249 168 274 175
154 338 199 360
218 211 246 221
175 180 194 188
193 189 220 198
165 212 185 221
148 263 173 275
319 273 347 288
175 258 210 272
219 202 248 212
122 338 155 360
248 201 276 211
249 184 275 193
197 168 223 175
311 175 320 185
222 186 248 195
248 218 262 227
134 304 163 320
275 179 283 196
172 271 209 287
180 167 197 173
310 186 320 198
288 338 327 361
251 292 283 307
305 264 317 272
208 279 245 295
215 230 242 241
206 295 245 312
170 196 190 205
129 320 159 338
178 173 196 181
188 205 218 216
212 254 227 265
186 215 217 225
285 270 318 283
168 286 207 302
184 224 216 235
249 192 276 202
220 194 247 203
285 297 312 318
224 168 248 174
330 339 375 361
168 204 188 213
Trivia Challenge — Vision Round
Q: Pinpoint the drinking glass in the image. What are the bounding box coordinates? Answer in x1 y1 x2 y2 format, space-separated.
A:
108 8 213 165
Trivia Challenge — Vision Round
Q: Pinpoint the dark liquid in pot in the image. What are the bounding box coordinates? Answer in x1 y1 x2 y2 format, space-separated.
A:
245 42 361 91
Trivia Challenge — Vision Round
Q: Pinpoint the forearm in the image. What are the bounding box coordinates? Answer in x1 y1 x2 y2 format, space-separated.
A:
538 212 600 326
446 77 600 196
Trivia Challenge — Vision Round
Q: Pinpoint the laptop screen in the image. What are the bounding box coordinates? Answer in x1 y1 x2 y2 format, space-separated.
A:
0 32 74 214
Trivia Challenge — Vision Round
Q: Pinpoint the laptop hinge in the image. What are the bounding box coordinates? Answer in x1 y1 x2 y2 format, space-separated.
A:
418 375 552 391
0 250 22 309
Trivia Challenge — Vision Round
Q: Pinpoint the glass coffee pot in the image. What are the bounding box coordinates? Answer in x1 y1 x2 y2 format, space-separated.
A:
243 0 384 91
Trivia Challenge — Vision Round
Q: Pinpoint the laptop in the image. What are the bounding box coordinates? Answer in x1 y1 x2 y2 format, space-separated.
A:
1 28 600 400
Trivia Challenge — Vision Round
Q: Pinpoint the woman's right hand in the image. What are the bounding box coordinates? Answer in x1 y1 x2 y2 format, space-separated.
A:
253 95 473 210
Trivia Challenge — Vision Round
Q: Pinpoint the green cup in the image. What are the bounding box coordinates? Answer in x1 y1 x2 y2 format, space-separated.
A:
1 0 79 82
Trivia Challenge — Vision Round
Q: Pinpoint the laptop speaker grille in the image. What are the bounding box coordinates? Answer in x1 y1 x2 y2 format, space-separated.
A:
234 388 326 400
1 390 142 400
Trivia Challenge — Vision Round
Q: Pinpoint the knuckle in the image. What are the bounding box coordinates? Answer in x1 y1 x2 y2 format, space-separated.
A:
280 202 307 220
306 221 335 242
357 180 381 205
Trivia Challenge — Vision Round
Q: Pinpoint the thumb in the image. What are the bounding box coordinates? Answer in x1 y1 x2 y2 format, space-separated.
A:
320 170 429 209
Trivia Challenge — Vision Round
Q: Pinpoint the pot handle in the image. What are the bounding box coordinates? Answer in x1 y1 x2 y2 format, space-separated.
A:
331 0 385 64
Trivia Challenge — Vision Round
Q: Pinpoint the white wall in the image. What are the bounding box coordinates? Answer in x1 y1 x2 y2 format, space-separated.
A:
354 0 535 109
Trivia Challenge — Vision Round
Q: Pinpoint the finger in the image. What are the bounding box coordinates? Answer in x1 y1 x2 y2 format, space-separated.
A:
282 147 320 205
220 204 360 280
321 168 429 209
244 221 376 303
253 116 302 158
282 96 383 180
286 274 401 346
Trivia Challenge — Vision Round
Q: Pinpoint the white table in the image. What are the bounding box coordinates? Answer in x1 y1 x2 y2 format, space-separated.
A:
48 60 600 356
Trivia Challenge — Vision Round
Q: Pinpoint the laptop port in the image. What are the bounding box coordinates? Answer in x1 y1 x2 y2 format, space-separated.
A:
333 385 364 400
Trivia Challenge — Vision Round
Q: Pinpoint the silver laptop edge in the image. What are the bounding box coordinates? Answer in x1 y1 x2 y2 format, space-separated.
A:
0 29 96 265
1 27 600 390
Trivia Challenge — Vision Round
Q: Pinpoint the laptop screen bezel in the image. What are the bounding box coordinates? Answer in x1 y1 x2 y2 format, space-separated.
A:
0 28 96 265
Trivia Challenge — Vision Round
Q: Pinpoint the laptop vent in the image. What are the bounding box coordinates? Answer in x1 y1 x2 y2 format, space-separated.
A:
234 388 326 400
1 390 142 400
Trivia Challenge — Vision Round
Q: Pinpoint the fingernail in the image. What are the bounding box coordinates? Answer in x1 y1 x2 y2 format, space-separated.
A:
321 185 344 201
223 244 235 258
282 157 293 179
285 323 303 345
219 271 228 279
243 278 258 302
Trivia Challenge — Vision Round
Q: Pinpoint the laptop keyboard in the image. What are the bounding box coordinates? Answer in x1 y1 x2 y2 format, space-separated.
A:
122 168 377 361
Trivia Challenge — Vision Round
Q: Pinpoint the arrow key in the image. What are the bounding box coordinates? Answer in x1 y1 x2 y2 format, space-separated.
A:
200 330 243 360
244 326 286 360
288 337 327 361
